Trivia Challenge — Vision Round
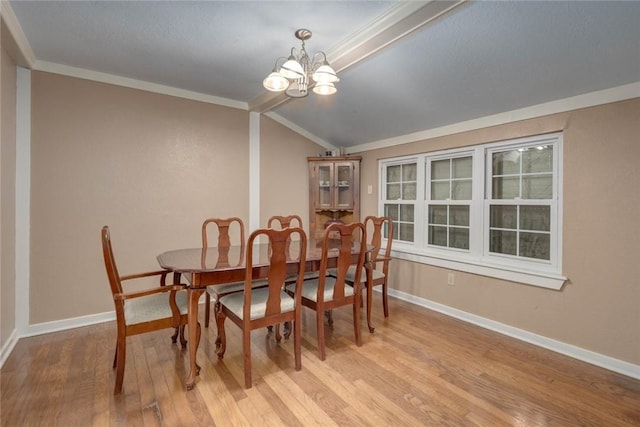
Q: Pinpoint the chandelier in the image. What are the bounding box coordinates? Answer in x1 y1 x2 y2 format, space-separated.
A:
263 29 339 98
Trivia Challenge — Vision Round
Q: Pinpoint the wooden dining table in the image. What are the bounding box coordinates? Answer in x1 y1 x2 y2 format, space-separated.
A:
157 238 374 390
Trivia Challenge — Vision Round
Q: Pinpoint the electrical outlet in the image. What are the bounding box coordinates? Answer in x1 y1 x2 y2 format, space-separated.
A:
447 272 455 286
367 184 373 195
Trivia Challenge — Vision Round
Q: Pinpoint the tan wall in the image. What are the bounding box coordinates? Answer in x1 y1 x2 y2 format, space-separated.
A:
356 98 640 365
29 72 322 325
1 29 17 348
30 71 253 323
260 116 322 230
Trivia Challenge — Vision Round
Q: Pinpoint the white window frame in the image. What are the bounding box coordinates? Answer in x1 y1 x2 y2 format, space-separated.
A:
379 132 566 289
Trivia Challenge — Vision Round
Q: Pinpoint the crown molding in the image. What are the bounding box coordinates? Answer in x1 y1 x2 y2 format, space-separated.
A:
347 82 640 154
33 60 248 111
264 111 335 150
1 0 36 67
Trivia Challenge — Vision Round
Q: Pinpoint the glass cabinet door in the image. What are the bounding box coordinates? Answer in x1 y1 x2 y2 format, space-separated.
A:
335 162 354 209
317 164 334 209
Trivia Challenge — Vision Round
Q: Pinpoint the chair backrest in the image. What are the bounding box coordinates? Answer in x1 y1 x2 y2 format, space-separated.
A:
267 214 303 230
202 217 245 248
101 226 123 297
318 222 367 301
364 216 394 267
244 227 307 320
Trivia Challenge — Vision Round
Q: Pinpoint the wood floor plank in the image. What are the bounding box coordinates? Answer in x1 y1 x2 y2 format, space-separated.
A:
2 297 639 426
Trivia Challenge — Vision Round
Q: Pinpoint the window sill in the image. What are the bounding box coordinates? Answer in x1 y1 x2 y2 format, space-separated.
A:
390 247 567 290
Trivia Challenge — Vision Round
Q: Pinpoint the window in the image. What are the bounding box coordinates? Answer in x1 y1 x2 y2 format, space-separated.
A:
379 133 564 289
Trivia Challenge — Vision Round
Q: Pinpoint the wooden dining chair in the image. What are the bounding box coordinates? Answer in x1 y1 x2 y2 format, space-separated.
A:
285 222 366 361
216 226 307 388
101 226 191 395
202 217 246 329
329 216 394 333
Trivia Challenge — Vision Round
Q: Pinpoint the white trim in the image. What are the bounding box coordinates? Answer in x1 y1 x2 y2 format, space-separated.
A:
15 67 31 334
392 248 566 289
0 1 36 67
347 82 640 154
388 288 640 380
264 112 335 150
33 61 248 111
0 329 19 368
249 112 261 232
23 311 116 338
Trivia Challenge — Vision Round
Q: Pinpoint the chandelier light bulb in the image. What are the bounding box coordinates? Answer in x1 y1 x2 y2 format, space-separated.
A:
263 72 290 92
312 82 337 96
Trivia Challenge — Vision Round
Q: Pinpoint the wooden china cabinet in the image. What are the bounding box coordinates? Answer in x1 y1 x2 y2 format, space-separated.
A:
308 156 361 239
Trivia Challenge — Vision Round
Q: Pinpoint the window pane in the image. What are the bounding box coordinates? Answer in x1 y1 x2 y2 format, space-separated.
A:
449 206 469 226
492 176 520 199
403 163 417 181
403 183 417 200
452 180 472 200
452 157 472 178
387 183 401 200
493 150 520 175
429 206 447 225
520 206 550 231
400 204 414 222
450 227 469 250
523 146 552 173
490 205 517 229
522 175 552 199
490 230 517 255
520 232 550 260
399 223 414 242
431 182 450 200
387 165 401 183
429 226 447 246
431 160 450 180
384 204 398 221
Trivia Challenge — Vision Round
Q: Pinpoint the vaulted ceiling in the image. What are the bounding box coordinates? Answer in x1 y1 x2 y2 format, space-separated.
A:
5 1 640 151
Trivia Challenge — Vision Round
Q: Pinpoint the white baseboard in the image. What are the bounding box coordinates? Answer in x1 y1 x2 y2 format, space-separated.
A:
387 288 640 380
22 311 117 338
1 329 19 368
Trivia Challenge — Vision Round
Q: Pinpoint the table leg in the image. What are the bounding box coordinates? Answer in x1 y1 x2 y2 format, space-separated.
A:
366 264 375 333
186 288 204 390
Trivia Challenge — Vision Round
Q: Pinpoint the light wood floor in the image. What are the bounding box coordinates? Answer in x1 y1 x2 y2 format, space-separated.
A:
2 297 639 426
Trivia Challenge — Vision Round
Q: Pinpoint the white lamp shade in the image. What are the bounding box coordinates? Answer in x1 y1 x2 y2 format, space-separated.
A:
280 59 305 79
312 82 337 96
263 72 290 92
312 65 339 83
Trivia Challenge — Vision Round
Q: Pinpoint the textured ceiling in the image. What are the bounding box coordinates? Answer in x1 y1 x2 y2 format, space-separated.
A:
7 1 640 149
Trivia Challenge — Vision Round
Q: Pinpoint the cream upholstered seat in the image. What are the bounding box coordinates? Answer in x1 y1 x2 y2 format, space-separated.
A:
216 226 307 388
123 291 188 326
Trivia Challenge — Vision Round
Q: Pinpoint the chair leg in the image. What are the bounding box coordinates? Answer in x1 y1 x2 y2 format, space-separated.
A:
216 311 227 359
275 324 282 342
326 310 334 325
112 339 117 369
353 296 362 347
317 309 326 361
114 334 126 394
283 321 292 340
243 329 252 388
214 301 222 348
179 325 187 349
294 319 301 371
204 293 211 328
382 282 389 317
171 327 179 343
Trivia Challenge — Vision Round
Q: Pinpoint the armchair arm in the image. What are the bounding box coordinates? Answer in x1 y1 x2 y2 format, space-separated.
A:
114 283 186 301
120 269 168 286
